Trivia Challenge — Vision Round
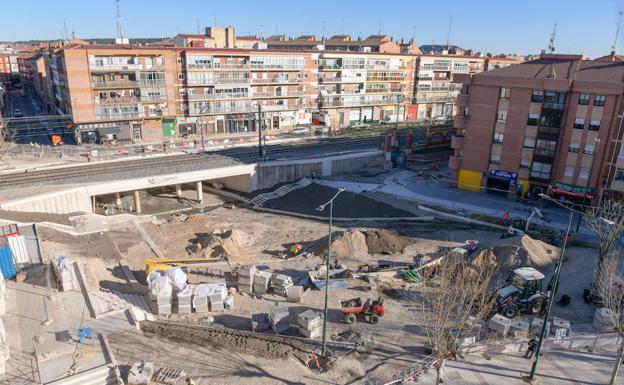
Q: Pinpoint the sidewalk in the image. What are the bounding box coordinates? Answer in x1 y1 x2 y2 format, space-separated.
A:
418 347 620 385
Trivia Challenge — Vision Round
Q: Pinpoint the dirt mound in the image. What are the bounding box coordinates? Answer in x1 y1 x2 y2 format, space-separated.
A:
189 229 254 260
313 229 412 259
473 235 560 271
364 229 410 254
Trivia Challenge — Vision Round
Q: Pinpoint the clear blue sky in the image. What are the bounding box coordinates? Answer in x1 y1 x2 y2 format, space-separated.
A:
2 0 623 58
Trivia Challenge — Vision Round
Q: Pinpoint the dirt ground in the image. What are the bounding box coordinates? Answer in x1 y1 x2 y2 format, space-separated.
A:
31 189 603 385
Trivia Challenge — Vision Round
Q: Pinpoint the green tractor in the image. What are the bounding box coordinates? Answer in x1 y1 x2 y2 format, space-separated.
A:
496 267 548 319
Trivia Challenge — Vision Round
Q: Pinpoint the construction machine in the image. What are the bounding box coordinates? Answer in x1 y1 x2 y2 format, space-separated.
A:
145 257 228 275
340 297 385 324
495 267 548 319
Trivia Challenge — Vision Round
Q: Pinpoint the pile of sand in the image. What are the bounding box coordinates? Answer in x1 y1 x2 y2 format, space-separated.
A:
315 229 412 259
472 235 560 271
188 229 254 260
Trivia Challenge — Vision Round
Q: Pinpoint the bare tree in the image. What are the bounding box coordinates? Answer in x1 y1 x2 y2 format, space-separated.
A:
417 253 498 384
586 199 624 287
594 252 624 385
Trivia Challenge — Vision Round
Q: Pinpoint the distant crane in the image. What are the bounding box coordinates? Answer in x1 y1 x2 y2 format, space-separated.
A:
115 0 127 44
445 14 454 50
612 11 623 54
547 22 557 53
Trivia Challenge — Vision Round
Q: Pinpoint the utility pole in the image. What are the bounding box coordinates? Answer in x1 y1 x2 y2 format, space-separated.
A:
613 11 623 53
257 104 265 160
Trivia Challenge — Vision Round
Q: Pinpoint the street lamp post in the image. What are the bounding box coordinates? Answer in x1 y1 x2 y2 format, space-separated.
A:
529 193 613 380
315 188 345 357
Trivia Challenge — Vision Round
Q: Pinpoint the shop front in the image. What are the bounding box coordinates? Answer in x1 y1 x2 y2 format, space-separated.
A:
76 122 132 144
548 182 595 202
487 169 518 195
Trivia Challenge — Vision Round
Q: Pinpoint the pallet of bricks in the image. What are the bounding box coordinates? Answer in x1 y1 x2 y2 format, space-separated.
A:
50 256 78 291
270 274 293 297
253 271 272 295
238 265 256 295
270 306 290 334
297 309 323 339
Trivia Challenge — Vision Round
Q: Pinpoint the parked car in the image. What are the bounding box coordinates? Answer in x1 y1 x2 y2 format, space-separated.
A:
289 126 310 135
13 108 23 117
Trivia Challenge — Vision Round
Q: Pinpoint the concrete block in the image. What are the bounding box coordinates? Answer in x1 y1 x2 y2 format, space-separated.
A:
238 284 253 294
551 317 571 337
239 265 257 277
224 295 234 309
238 276 253 285
530 317 551 336
128 361 154 384
297 309 322 330
210 300 224 311
593 308 615 333
510 319 530 339
298 326 322 339
251 313 270 332
287 285 304 302
488 314 511 336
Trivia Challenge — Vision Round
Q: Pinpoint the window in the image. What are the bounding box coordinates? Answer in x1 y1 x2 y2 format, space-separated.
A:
531 162 552 179
531 90 544 103
535 139 557 157
568 143 580 153
573 118 585 129
583 143 595 155
564 166 575 177
540 114 562 128
615 170 624 181
499 87 510 99
589 120 600 131
527 113 539 126
520 158 531 168
178 73 185 80
493 132 504 144
490 153 501 163
497 110 507 122
578 168 589 180
543 90 567 109
578 94 590 105
594 95 606 106
523 136 536 148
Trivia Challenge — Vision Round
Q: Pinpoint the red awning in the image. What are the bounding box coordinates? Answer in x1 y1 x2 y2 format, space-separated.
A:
550 187 595 200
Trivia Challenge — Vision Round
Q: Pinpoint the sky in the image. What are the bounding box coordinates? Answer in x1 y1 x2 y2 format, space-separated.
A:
1 0 623 58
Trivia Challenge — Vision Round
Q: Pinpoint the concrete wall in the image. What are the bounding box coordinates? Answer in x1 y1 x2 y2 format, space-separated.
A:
0 187 92 214
211 173 255 193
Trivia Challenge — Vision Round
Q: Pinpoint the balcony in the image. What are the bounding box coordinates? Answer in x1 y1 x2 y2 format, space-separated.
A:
89 63 165 71
186 63 249 70
262 104 292 111
456 93 470 107
252 91 304 98
189 104 253 115
249 64 304 70
91 79 166 88
95 95 168 104
318 76 342 83
252 76 298 84
421 64 452 71
414 95 456 104
95 110 144 121
448 155 462 170
366 76 406 82
454 115 468 129
450 135 464 150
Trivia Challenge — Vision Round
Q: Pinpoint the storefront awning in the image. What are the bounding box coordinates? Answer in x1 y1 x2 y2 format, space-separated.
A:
549 182 595 199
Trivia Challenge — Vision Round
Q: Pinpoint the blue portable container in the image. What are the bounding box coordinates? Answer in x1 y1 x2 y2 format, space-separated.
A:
0 237 16 279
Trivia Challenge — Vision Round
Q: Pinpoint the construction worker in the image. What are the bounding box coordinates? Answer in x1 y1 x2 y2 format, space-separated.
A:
525 334 538 359
185 377 196 385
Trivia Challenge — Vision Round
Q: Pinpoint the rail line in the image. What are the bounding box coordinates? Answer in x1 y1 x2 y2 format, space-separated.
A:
0 136 382 189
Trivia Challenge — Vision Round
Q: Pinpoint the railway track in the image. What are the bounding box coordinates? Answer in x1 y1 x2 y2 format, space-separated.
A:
0 136 382 189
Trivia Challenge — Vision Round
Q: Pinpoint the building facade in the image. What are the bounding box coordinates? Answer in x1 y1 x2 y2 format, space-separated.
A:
450 53 624 201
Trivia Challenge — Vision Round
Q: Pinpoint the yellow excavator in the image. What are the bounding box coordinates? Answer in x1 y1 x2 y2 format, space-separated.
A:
145 257 229 275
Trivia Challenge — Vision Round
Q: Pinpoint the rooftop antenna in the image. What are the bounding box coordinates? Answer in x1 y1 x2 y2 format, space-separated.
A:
445 14 453 50
322 20 326 40
196 18 200 34
612 11 623 54
259 24 264 38
341 18 345 34
548 22 557 53
115 0 124 41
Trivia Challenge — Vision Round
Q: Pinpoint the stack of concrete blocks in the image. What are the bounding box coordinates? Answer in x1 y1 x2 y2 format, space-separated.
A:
207 283 227 311
530 317 551 336
593 308 615 332
270 306 290 334
297 309 323 339
270 274 293 297
193 284 210 313
465 316 485 341
287 285 304 303
488 314 512 337
238 265 256 295
51 256 78 291
509 319 530 339
253 271 272 295
148 275 172 316
551 317 571 338
251 313 271 332
175 285 193 314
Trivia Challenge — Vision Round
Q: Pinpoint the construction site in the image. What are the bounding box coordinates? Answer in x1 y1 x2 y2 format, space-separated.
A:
0 161 619 385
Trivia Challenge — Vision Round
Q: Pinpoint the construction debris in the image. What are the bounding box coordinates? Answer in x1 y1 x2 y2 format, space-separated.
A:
128 361 154 385
473 235 560 271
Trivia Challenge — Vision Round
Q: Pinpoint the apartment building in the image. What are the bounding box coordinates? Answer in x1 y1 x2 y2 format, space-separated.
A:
450 53 624 202
316 51 416 127
0 54 18 83
17 53 48 98
266 34 402 54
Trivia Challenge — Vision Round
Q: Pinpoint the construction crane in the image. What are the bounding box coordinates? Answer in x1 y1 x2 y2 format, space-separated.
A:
547 22 557 53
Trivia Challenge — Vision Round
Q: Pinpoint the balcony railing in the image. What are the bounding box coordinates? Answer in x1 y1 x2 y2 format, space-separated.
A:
186 92 250 100
95 110 145 121
421 64 452 71
321 95 403 107
252 77 298 84
249 63 304 70
91 79 166 88
542 102 565 110
187 78 251 86
89 63 165 71
414 95 456 103
186 63 249 70
189 104 253 115
252 91 304 98
366 76 406 82
94 95 168 104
